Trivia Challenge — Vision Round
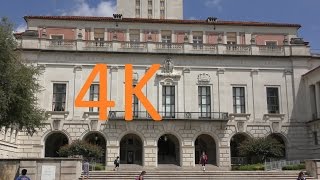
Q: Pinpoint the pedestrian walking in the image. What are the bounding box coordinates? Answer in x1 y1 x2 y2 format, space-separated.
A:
113 156 120 171
15 169 31 180
82 159 90 180
297 171 306 180
135 171 146 180
199 151 208 171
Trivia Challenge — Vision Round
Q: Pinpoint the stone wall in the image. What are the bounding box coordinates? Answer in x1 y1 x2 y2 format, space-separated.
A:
0 158 82 180
306 159 320 179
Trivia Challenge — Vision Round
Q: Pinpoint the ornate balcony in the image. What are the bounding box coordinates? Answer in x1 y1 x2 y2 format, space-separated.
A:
108 111 229 121
16 38 311 56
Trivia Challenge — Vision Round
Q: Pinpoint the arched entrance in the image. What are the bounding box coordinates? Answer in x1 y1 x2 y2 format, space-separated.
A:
158 134 180 165
268 133 286 159
84 132 107 165
195 134 217 165
45 132 69 157
120 134 143 165
230 133 249 165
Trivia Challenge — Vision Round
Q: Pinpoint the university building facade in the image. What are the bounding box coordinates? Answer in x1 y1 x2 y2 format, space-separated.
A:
1 0 319 169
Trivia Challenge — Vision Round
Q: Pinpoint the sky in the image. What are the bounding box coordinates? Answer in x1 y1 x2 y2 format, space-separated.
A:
0 0 319 51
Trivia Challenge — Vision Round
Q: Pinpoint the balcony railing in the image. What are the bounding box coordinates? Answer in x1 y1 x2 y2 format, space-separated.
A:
17 38 311 56
108 111 229 121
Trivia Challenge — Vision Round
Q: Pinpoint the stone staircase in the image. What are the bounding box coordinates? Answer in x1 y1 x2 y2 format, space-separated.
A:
80 171 316 180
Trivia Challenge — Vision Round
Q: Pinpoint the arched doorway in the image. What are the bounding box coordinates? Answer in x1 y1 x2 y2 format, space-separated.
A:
268 133 286 159
158 134 180 165
230 133 249 165
84 132 107 165
45 132 69 157
195 134 217 165
120 134 143 165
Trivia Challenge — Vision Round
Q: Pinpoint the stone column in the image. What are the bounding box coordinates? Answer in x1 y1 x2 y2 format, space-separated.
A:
316 83 320 118
73 65 83 119
181 139 194 167
284 69 293 122
106 144 120 166
218 146 231 169
217 68 226 113
143 139 158 167
251 69 259 121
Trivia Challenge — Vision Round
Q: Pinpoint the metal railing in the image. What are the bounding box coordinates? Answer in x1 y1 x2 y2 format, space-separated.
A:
155 42 184 50
264 159 301 171
85 40 113 49
225 45 251 54
108 111 229 120
48 39 76 47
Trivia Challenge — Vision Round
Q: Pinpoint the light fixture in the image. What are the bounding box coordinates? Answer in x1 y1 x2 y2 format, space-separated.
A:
95 134 98 141
164 135 167 142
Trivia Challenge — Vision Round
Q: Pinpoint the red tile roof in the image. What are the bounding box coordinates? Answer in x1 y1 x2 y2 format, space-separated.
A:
24 16 301 28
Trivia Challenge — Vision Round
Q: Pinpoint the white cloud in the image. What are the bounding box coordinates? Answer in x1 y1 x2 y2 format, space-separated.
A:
15 23 27 33
62 0 116 17
205 0 223 11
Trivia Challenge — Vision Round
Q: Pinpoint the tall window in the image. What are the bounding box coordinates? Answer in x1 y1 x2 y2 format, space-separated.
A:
233 87 245 113
160 0 165 19
160 10 165 19
161 33 172 48
133 85 139 118
135 0 140 18
227 32 237 44
162 86 175 118
94 28 105 47
267 87 280 114
52 84 66 111
314 132 318 145
89 84 99 112
148 9 153 18
51 35 63 46
266 41 277 46
193 35 203 49
198 86 211 118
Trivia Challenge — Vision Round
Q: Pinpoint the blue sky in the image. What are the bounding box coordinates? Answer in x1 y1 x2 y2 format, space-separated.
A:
1 0 319 51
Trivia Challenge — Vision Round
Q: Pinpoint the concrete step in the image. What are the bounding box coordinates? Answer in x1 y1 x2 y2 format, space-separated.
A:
80 171 316 180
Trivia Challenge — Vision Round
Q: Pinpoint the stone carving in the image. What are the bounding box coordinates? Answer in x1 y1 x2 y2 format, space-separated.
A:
163 57 174 73
157 57 181 78
198 73 211 83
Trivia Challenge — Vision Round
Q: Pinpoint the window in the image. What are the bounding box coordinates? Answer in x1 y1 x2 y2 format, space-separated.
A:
267 87 280 114
133 86 139 118
89 84 99 112
198 86 211 118
314 132 319 145
148 9 152 18
148 0 152 6
227 32 237 44
193 35 203 49
135 9 140 18
162 86 175 118
160 10 165 19
266 41 278 46
51 35 63 46
233 87 245 113
94 28 105 47
136 0 140 5
161 34 171 48
52 84 66 111
160 0 165 7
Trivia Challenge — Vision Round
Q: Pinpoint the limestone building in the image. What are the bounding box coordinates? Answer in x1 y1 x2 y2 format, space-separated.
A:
117 0 183 19
0 1 320 169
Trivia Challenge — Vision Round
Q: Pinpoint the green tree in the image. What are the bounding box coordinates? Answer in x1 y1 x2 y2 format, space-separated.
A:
58 140 103 161
238 137 285 164
0 17 45 134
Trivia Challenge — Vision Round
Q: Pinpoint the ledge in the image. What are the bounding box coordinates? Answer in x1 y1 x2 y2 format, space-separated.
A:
263 113 285 121
229 113 251 121
46 111 69 120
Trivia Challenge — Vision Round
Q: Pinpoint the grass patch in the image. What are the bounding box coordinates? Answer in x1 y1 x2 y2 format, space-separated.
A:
282 164 305 170
232 163 265 171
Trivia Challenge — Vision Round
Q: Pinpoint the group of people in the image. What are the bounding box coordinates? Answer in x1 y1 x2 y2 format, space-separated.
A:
14 153 307 180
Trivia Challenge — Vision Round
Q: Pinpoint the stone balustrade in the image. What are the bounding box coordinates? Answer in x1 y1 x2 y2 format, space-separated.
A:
17 38 311 57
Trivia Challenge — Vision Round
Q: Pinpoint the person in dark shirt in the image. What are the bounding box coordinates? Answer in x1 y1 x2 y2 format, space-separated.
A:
16 169 31 180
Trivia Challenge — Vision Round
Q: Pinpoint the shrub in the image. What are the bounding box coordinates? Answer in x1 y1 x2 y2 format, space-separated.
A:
238 137 284 164
282 164 305 170
58 140 103 161
90 163 105 171
232 164 265 171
